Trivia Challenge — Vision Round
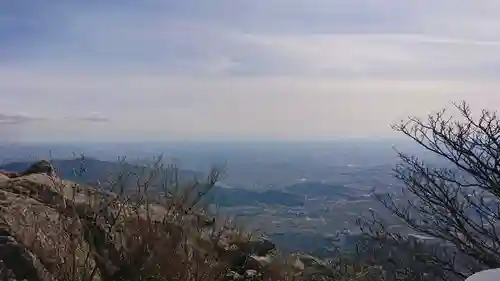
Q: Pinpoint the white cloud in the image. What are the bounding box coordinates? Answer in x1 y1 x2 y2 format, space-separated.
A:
3 68 499 141
2 0 500 141
235 32 500 79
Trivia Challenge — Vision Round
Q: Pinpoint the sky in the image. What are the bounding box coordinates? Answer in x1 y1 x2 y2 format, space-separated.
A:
1 0 500 142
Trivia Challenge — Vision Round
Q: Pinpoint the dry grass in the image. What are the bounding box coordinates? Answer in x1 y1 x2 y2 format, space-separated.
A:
0 156 382 281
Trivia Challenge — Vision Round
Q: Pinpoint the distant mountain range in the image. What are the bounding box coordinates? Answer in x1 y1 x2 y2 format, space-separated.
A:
0 158 358 207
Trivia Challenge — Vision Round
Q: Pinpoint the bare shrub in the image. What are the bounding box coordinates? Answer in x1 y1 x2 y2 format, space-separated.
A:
358 101 500 281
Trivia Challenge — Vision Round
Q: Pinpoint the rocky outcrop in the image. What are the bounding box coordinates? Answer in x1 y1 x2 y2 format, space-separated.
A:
0 173 97 281
0 160 343 281
290 253 335 277
0 160 56 179
21 160 56 177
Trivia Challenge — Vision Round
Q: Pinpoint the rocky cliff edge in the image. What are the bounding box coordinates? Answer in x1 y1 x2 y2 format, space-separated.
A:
0 160 378 281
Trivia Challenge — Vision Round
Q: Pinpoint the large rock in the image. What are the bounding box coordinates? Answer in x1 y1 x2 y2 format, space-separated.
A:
0 169 159 280
0 232 55 281
229 236 276 257
214 230 278 274
290 253 335 278
0 160 56 179
21 160 56 177
246 254 273 270
247 237 276 256
0 161 337 281
0 173 99 281
0 162 251 281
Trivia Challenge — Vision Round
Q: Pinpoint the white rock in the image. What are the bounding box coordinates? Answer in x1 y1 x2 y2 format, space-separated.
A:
466 268 500 281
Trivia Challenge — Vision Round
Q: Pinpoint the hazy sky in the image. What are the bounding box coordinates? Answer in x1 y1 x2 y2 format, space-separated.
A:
2 1 500 142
